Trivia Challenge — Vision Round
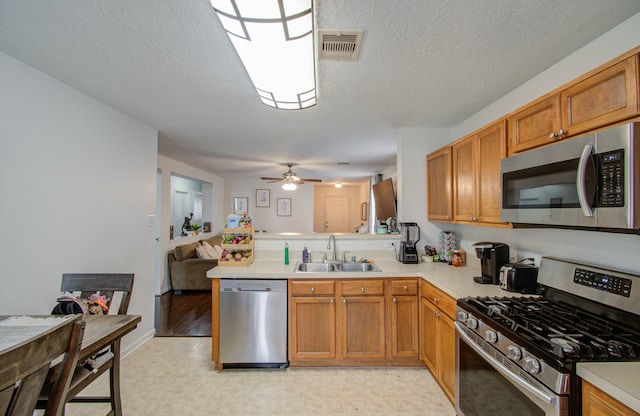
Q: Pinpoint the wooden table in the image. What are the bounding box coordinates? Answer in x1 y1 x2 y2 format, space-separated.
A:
1 314 140 416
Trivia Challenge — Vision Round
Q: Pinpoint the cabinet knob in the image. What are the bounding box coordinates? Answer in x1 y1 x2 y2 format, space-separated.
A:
435 311 441 318
548 132 557 139
393 297 397 303
433 297 439 303
557 129 567 136
343 298 347 304
361 286 365 292
471 216 478 222
403 285 408 291
311 287 315 293
330 298 334 304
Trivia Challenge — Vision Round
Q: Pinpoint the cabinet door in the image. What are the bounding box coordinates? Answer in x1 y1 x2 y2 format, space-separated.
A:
561 55 639 137
389 295 419 358
582 380 639 416
439 313 456 404
508 95 562 155
427 147 453 221
289 297 336 360
452 137 476 222
339 296 386 359
420 296 438 375
476 120 507 224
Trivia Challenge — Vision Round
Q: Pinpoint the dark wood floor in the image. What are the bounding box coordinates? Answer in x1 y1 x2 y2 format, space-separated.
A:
154 290 212 337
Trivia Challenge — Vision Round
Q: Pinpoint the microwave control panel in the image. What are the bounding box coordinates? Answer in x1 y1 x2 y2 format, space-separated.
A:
573 267 631 297
597 149 624 207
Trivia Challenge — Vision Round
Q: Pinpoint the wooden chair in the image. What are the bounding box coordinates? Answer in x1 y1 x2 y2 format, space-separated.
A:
0 315 84 416
38 273 134 416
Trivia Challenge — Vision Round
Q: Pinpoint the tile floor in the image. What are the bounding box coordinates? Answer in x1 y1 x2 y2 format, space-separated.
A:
62 337 457 416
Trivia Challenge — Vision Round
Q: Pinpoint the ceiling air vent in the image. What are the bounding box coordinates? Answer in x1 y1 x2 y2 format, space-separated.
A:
317 30 363 61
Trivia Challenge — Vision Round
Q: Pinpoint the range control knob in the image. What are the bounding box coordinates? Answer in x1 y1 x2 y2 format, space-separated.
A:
507 345 522 361
523 357 541 374
466 317 478 329
457 311 469 322
485 330 498 343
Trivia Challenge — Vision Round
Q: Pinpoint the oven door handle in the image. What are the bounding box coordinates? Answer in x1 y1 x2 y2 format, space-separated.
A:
455 322 557 406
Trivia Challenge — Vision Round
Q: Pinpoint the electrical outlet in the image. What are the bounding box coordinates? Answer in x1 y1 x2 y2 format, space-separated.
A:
386 241 396 250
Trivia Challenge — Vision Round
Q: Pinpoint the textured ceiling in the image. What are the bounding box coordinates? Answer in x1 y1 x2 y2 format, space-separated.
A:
1 0 638 183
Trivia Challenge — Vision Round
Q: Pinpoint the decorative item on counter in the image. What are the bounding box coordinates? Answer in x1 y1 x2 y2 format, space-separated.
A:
452 250 462 267
226 213 243 228
169 225 174 240
203 222 211 233
376 223 388 234
302 246 309 263
438 231 456 263
239 212 252 228
284 242 289 265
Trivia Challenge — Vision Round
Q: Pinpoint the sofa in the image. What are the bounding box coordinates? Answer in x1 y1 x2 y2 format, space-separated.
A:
167 234 222 293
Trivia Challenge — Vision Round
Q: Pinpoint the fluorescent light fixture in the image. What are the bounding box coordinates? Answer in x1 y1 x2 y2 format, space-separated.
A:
210 0 316 110
282 182 298 191
334 183 343 188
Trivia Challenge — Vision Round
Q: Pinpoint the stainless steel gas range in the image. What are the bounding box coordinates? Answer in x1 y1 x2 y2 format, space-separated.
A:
455 256 640 416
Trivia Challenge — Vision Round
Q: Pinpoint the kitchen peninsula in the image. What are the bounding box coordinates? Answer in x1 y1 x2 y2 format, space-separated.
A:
207 233 514 404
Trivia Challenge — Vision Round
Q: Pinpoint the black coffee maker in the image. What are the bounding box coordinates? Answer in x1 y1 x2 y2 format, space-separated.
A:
472 242 510 285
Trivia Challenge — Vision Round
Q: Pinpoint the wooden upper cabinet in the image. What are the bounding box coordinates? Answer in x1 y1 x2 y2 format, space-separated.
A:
476 121 507 223
509 52 640 156
508 95 561 155
561 55 639 137
452 120 506 224
427 147 452 222
452 137 476 222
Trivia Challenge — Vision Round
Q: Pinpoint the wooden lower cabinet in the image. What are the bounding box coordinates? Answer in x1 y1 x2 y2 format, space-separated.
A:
289 278 422 367
339 294 385 359
421 280 456 403
582 380 640 416
290 296 336 360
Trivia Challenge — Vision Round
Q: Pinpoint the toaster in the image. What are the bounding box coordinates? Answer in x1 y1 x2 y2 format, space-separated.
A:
499 263 539 294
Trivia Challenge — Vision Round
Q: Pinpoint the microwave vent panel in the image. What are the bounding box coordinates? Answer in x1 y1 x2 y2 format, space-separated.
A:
317 30 363 61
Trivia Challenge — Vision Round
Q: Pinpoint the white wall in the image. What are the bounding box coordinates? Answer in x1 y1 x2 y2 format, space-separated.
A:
157 155 225 294
0 51 157 350
398 13 640 274
225 177 314 233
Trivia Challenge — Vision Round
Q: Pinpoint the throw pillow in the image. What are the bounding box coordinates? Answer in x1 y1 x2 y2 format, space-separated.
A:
202 241 218 259
195 244 211 259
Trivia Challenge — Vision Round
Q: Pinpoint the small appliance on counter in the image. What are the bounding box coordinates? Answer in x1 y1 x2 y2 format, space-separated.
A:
499 260 539 293
397 222 420 264
472 242 510 284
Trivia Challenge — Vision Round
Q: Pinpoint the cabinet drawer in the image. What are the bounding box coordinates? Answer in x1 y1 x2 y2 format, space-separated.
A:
421 280 456 319
391 279 419 295
291 280 335 296
341 280 384 296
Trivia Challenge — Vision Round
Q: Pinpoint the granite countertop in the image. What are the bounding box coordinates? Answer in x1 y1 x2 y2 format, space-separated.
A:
577 362 640 413
207 250 525 300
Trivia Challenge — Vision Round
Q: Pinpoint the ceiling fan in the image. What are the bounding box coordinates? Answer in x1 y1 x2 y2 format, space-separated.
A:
260 164 322 189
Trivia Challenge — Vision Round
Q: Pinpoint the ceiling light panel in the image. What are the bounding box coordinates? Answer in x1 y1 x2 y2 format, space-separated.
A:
210 0 317 110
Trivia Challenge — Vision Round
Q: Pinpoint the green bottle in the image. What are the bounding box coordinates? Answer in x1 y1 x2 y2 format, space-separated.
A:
284 242 289 265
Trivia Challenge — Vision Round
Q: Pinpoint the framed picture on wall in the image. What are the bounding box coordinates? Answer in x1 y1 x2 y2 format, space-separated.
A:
256 189 270 207
277 198 291 216
234 197 248 215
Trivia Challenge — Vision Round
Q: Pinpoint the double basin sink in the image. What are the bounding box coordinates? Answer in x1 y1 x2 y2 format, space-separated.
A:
294 261 381 273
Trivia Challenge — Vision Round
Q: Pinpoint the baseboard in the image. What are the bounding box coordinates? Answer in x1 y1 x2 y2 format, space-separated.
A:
122 328 155 359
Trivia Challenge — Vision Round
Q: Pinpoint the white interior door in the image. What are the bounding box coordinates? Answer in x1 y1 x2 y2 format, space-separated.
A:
324 196 349 232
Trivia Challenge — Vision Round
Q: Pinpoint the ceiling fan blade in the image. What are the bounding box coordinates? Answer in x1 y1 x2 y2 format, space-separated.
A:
299 178 322 182
260 177 284 181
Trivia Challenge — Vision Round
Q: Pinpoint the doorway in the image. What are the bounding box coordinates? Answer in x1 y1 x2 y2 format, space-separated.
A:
324 196 349 232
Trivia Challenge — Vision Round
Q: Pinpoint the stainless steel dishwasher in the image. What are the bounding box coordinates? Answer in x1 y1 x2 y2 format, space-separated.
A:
219 279 288 368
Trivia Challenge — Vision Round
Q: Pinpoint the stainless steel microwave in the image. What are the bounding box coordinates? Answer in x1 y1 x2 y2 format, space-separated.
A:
500 122 639 233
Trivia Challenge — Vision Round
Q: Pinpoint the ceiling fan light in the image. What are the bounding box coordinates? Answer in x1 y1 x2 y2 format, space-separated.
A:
210 0 316 110
282 182 298 191
334 182 343 188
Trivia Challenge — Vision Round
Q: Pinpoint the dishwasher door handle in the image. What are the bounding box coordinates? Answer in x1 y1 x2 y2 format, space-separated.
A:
236 287 272 292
